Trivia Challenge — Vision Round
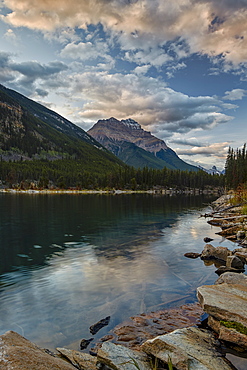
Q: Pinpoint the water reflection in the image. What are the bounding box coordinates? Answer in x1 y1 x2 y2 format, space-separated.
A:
0 193 235 350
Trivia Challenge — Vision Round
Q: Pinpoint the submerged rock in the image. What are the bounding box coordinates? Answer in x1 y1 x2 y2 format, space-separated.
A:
204 237 214 243
184 252 201 259
80 338 94 350
141 326 234 370
90 316 111 335
111 303 204 350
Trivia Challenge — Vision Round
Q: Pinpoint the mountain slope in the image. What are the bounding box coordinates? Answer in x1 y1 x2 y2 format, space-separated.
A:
0 85 124 173
88 117 198 171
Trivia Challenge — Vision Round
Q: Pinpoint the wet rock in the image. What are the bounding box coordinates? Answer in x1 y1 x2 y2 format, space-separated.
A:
100 335 114 343
184 252 201 259
201 244 231 262
215 266 245 275
141 326 234 370
90 316 111 335
217 225 241 237
97 341 151 370
57 348 98 370
80 338 94 350
226 255 245 269
0 331 75 370
204 237 214 243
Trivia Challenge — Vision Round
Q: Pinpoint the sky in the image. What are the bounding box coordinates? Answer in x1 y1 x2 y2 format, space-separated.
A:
0 1 247 169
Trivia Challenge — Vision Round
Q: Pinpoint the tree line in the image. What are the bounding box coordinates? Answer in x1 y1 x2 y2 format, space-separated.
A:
225 144 247 189
0 158 224 190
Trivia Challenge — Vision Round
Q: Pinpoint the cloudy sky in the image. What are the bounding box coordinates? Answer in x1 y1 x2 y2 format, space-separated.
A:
0 0 247 169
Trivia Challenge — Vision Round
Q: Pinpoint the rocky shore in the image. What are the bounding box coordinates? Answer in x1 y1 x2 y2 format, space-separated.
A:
1 194 247 369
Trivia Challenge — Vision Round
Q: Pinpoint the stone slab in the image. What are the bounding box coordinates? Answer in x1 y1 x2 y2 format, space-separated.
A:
197 283 247 326
97 341 151 370
141 326 235 370
0 331 75 370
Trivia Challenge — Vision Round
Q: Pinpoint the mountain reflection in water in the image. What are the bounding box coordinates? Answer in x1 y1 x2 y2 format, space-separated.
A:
0 193 235 350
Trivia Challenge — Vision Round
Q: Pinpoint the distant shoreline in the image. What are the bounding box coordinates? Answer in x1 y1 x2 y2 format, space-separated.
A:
0 187 221 195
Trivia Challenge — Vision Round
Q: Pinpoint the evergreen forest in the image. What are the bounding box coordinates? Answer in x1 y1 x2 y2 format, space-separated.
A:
0 158 224 191
225 144 247 189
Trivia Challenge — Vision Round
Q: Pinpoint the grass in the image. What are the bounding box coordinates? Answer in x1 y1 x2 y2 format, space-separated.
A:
220 320 247 335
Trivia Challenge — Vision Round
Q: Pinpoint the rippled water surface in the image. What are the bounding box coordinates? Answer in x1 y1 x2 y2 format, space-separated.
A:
0 193 235 350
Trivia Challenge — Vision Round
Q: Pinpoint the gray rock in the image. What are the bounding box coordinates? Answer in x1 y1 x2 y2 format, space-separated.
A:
97 342 151 370
201 244 231 262
197 283 247 326
0 331 75 370
141 326 234 370
56 348 98 370
226 255 245 269
215 272 247 285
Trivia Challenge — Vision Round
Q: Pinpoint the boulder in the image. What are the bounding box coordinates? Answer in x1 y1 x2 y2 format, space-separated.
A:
97 341 151 370
141 326 234 370
0 331 75 370
226 255 245 269
56 348 98 370
215 272 247 285
197 283 247 325
200 244 231 262
197 282 247 348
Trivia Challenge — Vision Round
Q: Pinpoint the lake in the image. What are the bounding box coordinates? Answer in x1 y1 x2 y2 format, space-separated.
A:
0 192 235 351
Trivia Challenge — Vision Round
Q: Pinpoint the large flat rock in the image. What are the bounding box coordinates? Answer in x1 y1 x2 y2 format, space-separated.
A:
56 348 98 370
97 341 151 370
141 326 235 370
197 283 247 325
0 331 76 370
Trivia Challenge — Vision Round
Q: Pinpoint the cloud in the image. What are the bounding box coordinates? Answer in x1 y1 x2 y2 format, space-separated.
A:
169 137 204 147
3 28 17 42
57 70 234 137
0 52 68 95
60 40 113 64
223 88 247 100
176 142 230 158
1 0 247 67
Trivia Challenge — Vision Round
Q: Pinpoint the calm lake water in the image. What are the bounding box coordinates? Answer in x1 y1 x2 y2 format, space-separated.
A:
0 193 235 351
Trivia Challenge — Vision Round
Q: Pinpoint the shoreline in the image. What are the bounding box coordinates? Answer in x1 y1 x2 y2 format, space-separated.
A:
0 187 221 195
3 192 247 369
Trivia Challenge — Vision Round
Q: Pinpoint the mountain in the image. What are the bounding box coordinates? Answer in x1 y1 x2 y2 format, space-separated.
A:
198 165 225 175
0 84 124 173
88 117 198 171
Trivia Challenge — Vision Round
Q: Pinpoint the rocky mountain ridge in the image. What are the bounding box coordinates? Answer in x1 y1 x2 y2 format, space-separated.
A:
0 84 124 171
88 117 198 171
